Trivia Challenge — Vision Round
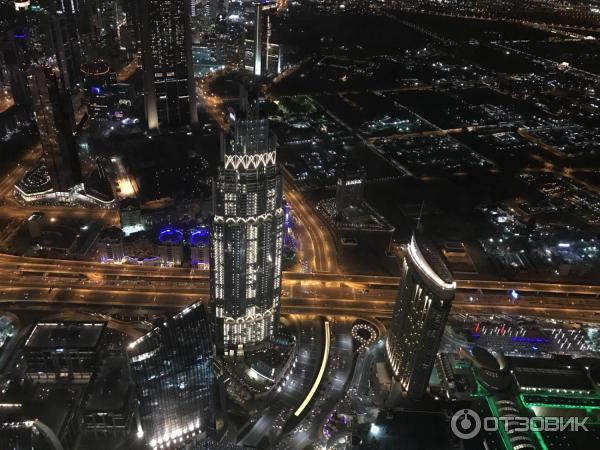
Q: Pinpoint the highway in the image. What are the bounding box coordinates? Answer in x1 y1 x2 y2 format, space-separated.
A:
283 178 338 274
0 139 597 323
1 260 599 323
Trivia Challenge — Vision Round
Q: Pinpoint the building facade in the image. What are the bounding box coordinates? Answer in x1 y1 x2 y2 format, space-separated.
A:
97 227 125 263
21 65 81 199
128 303 215 449
142 0 197 130
335 168 365 215
386 232 456 399
210 87 284 356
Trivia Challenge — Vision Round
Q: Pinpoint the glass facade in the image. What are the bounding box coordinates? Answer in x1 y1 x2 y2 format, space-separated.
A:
142 0 197 129
128 302 215 448
386 233 456 399
26 66 80 195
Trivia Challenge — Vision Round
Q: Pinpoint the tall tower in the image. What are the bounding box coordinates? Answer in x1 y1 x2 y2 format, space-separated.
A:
142 0 197 130
210 86 284 357
253 2 262 78
26 65 81 195
128 303 216 448
46 0 83 89
386 231 455 399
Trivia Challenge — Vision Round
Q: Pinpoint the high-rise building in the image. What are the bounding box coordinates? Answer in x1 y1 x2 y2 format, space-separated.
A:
141 0 197 130
244 1 281 77
17 65 81 200
46 0 84 89
253 1 262 77
21 321 107 382
128 303 215 449
210 86 284 357
0 37 28 107
335 168 365 215
386 231 456 399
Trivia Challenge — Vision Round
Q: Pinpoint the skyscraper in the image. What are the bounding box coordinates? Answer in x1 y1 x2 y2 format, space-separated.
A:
142 0 197 130
253 1 263 77
46 0 84 89
335 167 365 215
128 302 215 449
386 231 456 399
18 65 81 199
244 1 282 78
210 86 284 357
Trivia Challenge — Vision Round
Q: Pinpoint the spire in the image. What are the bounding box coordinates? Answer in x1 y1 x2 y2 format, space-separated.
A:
415 201 425 233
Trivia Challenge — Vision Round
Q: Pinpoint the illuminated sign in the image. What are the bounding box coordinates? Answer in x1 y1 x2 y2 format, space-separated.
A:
14 1 30 11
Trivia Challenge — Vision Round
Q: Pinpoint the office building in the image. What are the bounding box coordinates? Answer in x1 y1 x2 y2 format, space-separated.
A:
16 65 81 201
244 1 281 77
335 168 365 215
386 231 455 399
210 86 284 356
128 303 215 449
142 0 197 130
46 0 83 90
21 321 107 382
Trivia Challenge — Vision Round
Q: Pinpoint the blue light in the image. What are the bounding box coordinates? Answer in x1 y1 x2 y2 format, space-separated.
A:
511 337 549 344
158 228 183 245
90 86 102 95
190 227 210 246
510 289 519 300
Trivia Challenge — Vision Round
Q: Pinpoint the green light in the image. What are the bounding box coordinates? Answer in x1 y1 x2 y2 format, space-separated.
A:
520 394 600 411
524 402 600 410
485 396 512 450
516 395 551 450
530 428 550 450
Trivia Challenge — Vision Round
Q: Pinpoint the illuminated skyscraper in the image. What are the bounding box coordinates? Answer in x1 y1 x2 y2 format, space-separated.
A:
142 0 197 130
253 1 262 77
210 86 284 356
386 231 455 399
244 1 282 77
128 302 215 449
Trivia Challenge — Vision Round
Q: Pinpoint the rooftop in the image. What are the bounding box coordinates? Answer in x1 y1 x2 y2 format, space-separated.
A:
508 355 595 391
24 322 106 350
409 232 455 289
